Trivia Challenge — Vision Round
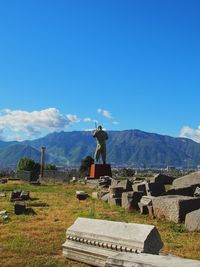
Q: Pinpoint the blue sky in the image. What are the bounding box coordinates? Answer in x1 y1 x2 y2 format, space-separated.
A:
0 0 200 141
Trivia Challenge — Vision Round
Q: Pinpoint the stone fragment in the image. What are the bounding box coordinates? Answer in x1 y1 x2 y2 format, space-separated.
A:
14 201 26 215
152 195 200 223
92 192 99 199
194 186 200 197
0 210 8 220
111 179 132 191
76 191 88 200
63 218 163 266
151 173 175 185
138 196 155 215
185 208 200 231
101 193 109 202
20 191 30 200
145 182 165 197
121 191 143 211
10 190 22 202
140 196 155 206
0 192 6 197
106 252 200 267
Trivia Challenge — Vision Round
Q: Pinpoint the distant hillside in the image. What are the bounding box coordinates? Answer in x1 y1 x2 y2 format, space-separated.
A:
0 143 50 169
1 130 200 169
0 140 18 149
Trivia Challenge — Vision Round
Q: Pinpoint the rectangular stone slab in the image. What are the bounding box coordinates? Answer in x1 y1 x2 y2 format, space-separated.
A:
106 252 200 267
152 195 200 223
63 217 163 266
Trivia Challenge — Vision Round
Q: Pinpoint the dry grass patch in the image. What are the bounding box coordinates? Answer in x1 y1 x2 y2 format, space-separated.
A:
0 180 200 266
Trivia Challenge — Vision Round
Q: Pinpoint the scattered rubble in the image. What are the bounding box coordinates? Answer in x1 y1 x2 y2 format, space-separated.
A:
76 191 88 200
0 210 9 220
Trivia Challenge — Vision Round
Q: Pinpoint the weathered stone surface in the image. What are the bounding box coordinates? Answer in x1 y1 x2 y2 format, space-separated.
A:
122 191 144 211
14 201 26 215
106 252 200 267
140 196 155 206
185 208 200 231
92 192 99 199
63 218 163 266
111 179 132 191
151 173 175 185
172 171 200 188
152 195 200 223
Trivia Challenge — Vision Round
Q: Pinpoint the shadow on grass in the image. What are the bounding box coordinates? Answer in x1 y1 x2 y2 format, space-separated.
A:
29 197 40 201
24 208 37 215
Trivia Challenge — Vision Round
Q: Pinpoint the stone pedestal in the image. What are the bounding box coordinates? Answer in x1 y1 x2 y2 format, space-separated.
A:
90 164 112 179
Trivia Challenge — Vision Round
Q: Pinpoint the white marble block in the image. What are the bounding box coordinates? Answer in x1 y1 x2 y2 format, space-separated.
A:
62 217 163 267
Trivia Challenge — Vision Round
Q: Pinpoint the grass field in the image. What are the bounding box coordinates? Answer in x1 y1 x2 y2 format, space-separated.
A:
0 180 200 267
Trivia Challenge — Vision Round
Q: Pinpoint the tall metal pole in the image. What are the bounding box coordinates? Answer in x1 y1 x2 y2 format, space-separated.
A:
40 146 46 178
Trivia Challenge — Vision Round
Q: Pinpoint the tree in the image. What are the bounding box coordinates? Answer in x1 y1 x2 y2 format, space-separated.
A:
79 155 94 176
16 158 40 178
44 163 57 170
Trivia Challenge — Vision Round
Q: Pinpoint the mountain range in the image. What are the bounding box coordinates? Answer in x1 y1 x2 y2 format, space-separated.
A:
0 129 200 169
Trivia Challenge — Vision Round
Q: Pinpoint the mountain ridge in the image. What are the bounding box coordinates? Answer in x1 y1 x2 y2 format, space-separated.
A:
0 129 200 169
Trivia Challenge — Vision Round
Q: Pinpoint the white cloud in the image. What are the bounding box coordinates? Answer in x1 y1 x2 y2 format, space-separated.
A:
66 114 81 124
97 108 112 119
0 108 80 140
83 117 92 122
179 125 200 143
112 121 119 125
